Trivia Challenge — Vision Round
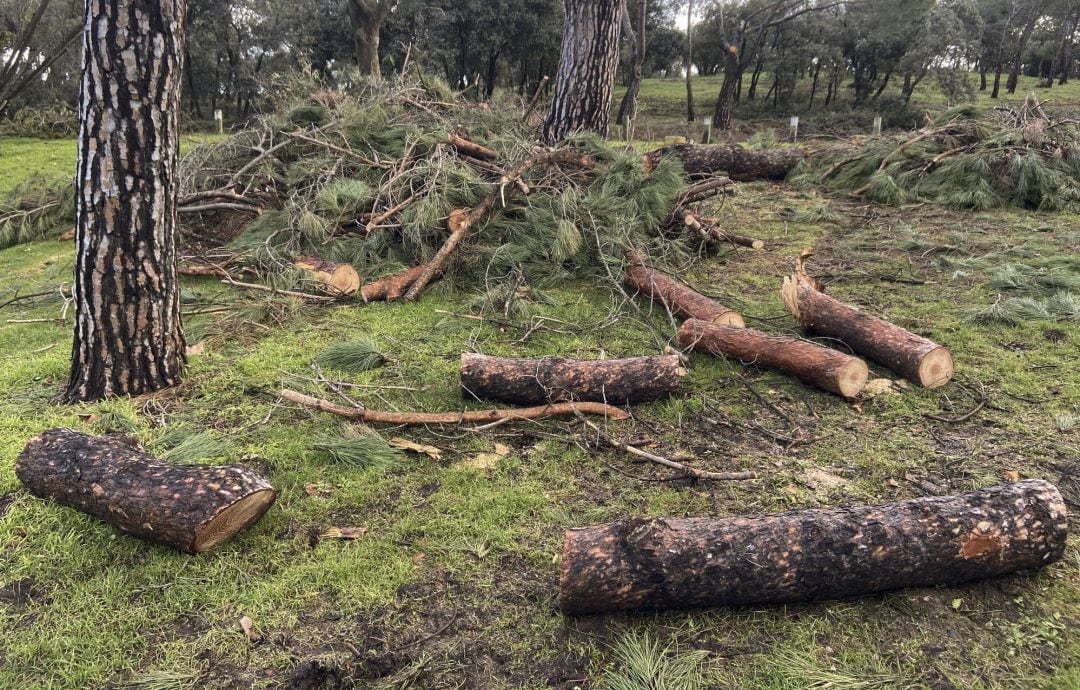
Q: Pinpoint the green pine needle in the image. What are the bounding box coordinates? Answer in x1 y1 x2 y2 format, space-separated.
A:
315 339 387 373
313 425 404 470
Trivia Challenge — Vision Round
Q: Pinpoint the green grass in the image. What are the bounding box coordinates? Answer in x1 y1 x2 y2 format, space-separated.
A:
0 139 1078 688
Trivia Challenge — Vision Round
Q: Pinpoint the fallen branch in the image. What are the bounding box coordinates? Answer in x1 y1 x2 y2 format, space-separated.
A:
280 389 629 424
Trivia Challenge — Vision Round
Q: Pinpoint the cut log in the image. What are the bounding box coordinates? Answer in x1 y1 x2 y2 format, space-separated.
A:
360 264 433 302
624 261 743 326
782 255 954 388
460 353 684 405
294 256 361 296
683 214 764 250
645 143 805 181
446 133 498 161
678 318 868 398
559 479 1069 615
15 428 276 553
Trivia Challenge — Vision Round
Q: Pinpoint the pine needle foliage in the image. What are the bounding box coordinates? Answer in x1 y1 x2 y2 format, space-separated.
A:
151 427 229 464
0 175 74 250
313 424 404 470
602 632 708 690
314 338 387 373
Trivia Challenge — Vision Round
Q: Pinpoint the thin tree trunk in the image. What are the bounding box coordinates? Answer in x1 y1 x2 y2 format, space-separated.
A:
713 51 740 130
616 0 646 127
347 0 395 81
686 0 695 121
808 59 821 110
67 0 188 402
543 0 622 143
991 62 1003 98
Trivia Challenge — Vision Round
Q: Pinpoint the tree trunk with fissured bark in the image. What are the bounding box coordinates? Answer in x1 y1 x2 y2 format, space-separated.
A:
460 353 684 406
66 0 188 403
624 261 743 326
646 143 805 180
782 259 954 388
16 429 276 553
678 319 868 398
560 479 1068 615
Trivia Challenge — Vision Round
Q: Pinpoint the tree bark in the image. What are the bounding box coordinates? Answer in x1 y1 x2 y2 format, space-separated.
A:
542 0 622 143
645 143 804 181
66 0 188 403
460 353 684 406
294 256 361 296
615 0 646 127
624 260 744 326
782 260 954 388
713 50 740 130
16 429 276 553
685 0 695 122
559 480 1068 615
677 319 868 398
347 0 396 80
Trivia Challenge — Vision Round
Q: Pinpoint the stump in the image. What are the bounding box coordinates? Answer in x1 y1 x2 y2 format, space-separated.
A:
624 261 744 327
559 480 1069 615
16 429 276 553
782 258 954 387
294 256 361 296
677 319 868 398
460 353 684 405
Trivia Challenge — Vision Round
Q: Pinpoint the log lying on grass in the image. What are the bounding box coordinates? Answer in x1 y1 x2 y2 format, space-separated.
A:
16 429 276 553
683 214 764 250
782 256 954 388
294 256 361 296
678 318 868 398
645 143 805 181
624 261 744 326
460 353 684 405
559 479 1068 615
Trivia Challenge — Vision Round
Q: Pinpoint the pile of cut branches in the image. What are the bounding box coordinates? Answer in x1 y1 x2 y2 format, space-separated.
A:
792 96 1080 212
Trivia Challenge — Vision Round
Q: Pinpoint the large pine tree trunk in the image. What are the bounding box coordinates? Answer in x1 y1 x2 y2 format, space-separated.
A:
542 0 622 143
560 480 1068 614
66 0 188 403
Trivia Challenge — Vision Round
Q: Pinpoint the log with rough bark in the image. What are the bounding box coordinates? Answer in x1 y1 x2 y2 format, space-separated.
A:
645 143 805 180
624 261 744 326
294 256 361 296
559 479 1068 614
678 318 868 398
360 264 433 302
460 353 684 405
782 256 954 388
15 428 276 553
281 389 629 423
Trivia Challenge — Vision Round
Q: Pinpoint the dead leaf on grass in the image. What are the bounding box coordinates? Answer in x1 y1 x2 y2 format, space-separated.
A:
389 437 442 460
863 378 900 398
320 526 368 540
239 615 262 642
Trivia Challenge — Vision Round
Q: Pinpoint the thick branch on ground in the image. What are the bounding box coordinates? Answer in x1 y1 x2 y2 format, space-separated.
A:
281 389 629 424
294 256 361 296
781 254 953 388
360 264 433 302
645 144 805 180
559 480 1068 614
460 353 684 405
16 429 276 553
683 214 764 250
446 134 497 161
678 319 868 398
624 259 744 326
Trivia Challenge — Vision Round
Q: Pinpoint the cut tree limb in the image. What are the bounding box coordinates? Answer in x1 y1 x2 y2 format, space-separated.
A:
624 260 744 326
683 214 763 250
678 319 868 398
559 479 1068 614
460 353 684 405
294 256 361 296
446 134 498 161
360 264 433 302
16 429 276 553
646 143 805 180
281 389 629 424
782 254 953 388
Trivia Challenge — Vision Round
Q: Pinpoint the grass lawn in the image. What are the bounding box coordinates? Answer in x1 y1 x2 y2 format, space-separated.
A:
0 129 1078 688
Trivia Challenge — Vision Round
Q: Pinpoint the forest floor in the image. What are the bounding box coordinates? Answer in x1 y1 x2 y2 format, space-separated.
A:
1 124 1079 688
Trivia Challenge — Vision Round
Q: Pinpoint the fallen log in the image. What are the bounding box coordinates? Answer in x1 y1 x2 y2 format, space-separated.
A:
15 429 276 553
624 261 744 326
281 388 630 424
683 214 764 250
782 255 954 388
294 256 361 296
360 264 433 302
559 479 1068 615
460 353 684 405
677 318 868 398
645 143 805 181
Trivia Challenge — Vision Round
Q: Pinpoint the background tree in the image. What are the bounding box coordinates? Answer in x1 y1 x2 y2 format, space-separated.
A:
616 0 647 126
347 0 397 79
0 0 82 117
66 0 188 402
542 0 621 142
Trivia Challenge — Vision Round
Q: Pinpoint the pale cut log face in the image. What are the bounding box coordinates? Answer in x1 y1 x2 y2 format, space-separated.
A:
839 359 870 399
712 311 745 327
193 489 277 552
918 347 955 388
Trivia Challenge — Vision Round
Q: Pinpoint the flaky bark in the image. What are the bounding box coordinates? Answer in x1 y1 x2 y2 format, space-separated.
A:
782 257 953 388
16 429 276 553
542 0 622 143
460 353 684 405
678 319 868 398
624 261 744 326
66 0 188 402
645 143 804 181
560 480 1068 614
